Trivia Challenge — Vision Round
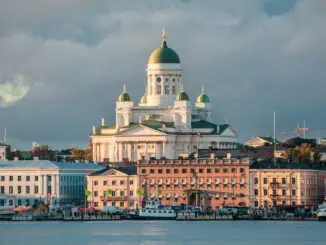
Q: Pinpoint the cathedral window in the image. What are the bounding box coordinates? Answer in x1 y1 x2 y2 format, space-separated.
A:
165 85 170 94
172 85 176 94
156 85 161 94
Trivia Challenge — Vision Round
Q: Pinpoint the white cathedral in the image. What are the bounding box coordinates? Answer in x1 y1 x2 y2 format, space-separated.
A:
90 31 239 162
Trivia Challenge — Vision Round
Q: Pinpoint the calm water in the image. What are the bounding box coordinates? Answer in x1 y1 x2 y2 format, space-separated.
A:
0 221 325 245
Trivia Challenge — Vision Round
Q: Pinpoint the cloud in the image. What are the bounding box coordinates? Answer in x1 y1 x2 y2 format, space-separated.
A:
0 75 30 107
0 0 325 148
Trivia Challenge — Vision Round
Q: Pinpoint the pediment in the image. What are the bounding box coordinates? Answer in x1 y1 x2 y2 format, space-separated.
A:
220 126 237 137
116 125 167 136
99 169 128 177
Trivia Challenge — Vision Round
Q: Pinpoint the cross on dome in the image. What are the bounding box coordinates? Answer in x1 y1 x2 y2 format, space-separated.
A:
161 28 167 47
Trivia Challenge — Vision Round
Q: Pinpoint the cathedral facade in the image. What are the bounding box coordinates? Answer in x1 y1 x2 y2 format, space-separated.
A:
90 31 238 162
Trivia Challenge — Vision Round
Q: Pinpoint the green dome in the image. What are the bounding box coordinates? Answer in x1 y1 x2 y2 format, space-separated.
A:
140 94 147 104
176 91 189 101
197 93 210 103
118 92 131 102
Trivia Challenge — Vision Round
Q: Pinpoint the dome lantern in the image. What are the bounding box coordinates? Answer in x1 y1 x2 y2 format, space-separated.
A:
117 84 132 102
197 86 210 103
176 84 189 101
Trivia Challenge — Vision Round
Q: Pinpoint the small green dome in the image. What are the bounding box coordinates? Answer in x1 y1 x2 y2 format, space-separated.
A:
118 92 131 102
176 91 189 101
197 93 210 103
140 94 147 104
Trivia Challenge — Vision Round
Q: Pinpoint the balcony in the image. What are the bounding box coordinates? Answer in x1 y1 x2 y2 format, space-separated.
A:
100 196 128 201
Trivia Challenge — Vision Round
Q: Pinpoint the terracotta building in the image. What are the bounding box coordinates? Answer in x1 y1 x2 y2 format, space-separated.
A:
86 166 138 210
249 167 326 208
137 156 250 209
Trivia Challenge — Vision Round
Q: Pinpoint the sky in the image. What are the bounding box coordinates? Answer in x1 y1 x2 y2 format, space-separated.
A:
0 0 326 150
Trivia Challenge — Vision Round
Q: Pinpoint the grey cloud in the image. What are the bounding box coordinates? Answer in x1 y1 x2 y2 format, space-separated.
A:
0 0 325 149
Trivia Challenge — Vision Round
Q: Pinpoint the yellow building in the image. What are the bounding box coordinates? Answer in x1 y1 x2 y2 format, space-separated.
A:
250 168 326 208
86 166 139 210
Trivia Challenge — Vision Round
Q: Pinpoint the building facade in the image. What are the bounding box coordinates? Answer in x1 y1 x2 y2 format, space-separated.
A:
90 31 239 162
137 156 250 210
0 160 104 210
249 168 326 208
0 144 9 160
86 166 138 210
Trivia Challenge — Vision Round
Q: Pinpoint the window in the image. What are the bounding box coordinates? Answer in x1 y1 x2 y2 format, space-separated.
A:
17 199 22 206
120 202 124 207
255 201 259 207
272 178 277 183
120 180 125 185
282 178 286 184
112 191 116 197
130 191 134 196
240 168 244 173
18 176 22 181
156 77 161 83
264 189 268 196
254 178 258 184
223 168 228 173
9 186 13 194
0 176 4 181
156 85 161 94
254 189 258 196
174 169 179 174
112 180 116 186
292 201 296 206
264 201 268 207
231 168 236 173
172 85 176 94
292 178 296 185
207 168 211 174
120 191 124 197
47 176 52 182
158 169 163 174
18 186 22 194
150 169 155 174
47 186 51 194
103 181 107 186
166 169 170 174
35 176 39 181
94 181 98 186
165 77 169 82
34 186 39 194
129 180 134 185
182 169 187 174
199 169 203 174
112 202 116 207
26 186 30 194
9 199 13 206
272 189 277 195
9 176 13 181
263 178 268 184
165 85 170 94
292 189 296 196
282 189 286 196
141 169 146 174
0 199 5 206
282 200 286 205
0 186 4 194
215 168 219 173
94 202 98 207
26 176 30 181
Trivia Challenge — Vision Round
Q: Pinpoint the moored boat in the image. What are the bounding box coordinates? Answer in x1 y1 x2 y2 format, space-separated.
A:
128 199 176 220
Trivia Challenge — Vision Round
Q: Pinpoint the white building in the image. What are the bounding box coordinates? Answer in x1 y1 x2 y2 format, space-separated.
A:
0 144 9 160
91 31 239 162
0 160 104 209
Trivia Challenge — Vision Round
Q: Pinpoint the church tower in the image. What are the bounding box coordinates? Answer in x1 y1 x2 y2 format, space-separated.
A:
146 30 182 107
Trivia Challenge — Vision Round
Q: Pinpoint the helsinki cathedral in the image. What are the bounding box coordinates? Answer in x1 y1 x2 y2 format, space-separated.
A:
90 30 239 162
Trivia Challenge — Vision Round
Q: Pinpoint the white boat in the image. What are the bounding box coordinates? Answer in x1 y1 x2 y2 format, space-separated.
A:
317 201 326 221
129 199 176 220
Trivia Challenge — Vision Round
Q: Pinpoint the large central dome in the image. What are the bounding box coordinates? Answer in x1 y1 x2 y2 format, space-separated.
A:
148 31 180 64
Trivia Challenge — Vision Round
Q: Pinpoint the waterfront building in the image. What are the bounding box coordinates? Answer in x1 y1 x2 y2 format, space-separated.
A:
0 160 104 209
0 144 9 160
249 166 326 208
137 156 250 209
86 166 138 210
90 31 238 162
245 136 277 148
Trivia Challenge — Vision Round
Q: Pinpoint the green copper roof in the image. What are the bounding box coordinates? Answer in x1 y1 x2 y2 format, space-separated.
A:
140 94 147 104
197 93 210 103
117 92 131 102
148 38 180 64
176 91 189 101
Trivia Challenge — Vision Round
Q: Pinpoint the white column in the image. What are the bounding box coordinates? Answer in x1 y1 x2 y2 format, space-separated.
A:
128 143 132 161
145 143 148 160
115 142 118 162
51 175 55 195
92 143 96 161
41 175 44 195
154 142 159 159
55 175 59 195
163 142 166 157
134 143 137 161
119 143 123 162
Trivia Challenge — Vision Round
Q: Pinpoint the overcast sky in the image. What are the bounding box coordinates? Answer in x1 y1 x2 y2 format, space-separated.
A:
0 0 325 150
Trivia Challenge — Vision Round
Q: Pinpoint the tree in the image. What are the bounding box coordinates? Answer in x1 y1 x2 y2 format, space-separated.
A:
312 149 322 164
